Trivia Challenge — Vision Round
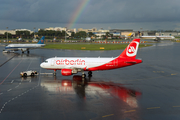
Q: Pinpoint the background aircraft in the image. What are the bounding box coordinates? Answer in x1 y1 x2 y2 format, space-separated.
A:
40 39 142 77
140 36 175 41
4 36 45 54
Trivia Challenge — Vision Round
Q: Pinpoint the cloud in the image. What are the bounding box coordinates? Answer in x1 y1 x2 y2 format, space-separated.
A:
0 0 77 22
0 0 180 30
82 0 180 23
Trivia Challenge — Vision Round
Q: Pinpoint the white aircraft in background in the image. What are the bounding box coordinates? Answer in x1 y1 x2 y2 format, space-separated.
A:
4 36 45 54
40 39 142 77
141 36 175 41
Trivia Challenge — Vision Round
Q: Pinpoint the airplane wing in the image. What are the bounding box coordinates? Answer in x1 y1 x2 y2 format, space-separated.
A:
65 66 85 72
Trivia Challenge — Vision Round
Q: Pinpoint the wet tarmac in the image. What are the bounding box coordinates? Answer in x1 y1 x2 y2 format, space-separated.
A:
0 41 180 120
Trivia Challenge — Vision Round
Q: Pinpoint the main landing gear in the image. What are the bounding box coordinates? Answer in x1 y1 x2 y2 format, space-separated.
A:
82 71 92 78
21 50 29 54
88 71 92 77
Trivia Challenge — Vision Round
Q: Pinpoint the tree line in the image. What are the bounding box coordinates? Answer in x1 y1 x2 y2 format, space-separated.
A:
1 30 114 39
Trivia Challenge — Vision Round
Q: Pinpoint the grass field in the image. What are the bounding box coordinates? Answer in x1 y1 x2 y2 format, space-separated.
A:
44 43 151 51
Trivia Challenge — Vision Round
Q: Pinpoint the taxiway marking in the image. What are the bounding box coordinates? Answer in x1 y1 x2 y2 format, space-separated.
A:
0 54 16 67
0 59 23 85
153 71 164 73
147 107 160 109
0 59 39 114
173 106 180 107
102 114 114 118
11 80 14 83
124 110 136 113
26 60 33 71
7 89 12 92
0 86 38 114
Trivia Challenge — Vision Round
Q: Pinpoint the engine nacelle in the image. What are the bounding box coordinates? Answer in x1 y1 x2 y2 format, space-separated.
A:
61 69 73 76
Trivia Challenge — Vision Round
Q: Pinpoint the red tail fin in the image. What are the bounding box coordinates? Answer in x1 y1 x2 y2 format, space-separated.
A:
118 39 140 59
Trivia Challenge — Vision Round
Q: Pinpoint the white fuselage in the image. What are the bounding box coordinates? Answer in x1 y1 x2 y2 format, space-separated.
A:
141 36 175 39
5 44 45 51
40 57 115 70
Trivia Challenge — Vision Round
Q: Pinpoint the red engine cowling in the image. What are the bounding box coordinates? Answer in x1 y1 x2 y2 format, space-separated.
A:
61 69 72 76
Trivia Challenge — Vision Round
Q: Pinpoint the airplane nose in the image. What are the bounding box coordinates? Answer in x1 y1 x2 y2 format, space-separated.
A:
40 63 44 68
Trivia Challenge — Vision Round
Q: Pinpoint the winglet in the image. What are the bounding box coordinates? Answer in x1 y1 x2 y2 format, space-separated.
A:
118 38 140 59
37 36 45 44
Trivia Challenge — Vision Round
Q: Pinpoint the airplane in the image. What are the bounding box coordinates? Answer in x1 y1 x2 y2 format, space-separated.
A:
140 36 175 41
124 32 134 40
127 32 134 37
40 38 142 77
4 36 45 54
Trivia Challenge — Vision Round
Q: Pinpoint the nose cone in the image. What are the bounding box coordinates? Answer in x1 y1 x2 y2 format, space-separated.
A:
5 46 9 49
40 63 44 68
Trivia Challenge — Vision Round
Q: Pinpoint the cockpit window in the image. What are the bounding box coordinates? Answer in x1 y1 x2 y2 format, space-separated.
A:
45 61 48 63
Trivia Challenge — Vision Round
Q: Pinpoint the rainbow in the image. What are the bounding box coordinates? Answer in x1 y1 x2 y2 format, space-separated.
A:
67 0 90 29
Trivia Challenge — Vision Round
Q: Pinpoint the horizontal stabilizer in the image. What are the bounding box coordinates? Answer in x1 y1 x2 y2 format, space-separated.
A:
125 61 137 63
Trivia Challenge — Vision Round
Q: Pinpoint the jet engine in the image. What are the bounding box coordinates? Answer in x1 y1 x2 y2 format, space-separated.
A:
61 69 73 76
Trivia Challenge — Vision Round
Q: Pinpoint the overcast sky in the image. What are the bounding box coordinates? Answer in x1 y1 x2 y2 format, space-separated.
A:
1 0 180 31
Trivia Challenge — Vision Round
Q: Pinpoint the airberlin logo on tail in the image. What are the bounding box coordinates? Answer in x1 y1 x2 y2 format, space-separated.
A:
126 41 139 57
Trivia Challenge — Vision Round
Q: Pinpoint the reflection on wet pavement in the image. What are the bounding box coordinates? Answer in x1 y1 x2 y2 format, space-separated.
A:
1 42 180 120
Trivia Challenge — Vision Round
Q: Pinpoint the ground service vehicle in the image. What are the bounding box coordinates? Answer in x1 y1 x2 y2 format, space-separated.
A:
20 70 38 77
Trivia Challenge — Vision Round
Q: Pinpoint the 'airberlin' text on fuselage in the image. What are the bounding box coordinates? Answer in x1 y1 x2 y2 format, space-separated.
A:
56 59 85 65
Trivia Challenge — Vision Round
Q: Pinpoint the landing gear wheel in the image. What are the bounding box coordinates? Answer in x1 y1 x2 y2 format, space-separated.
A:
88 71 92 75
53 72 56 76
88 71 92 77
88 74 92 77
53 70 57 76
23 73 27 77
27 51 30 54
31 73 34 76
22 51 24 54
82 74 86 78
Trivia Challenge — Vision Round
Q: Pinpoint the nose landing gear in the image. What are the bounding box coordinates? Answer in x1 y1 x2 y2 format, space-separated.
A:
82 72 86 78
53 70 57 76
88 71 92 77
